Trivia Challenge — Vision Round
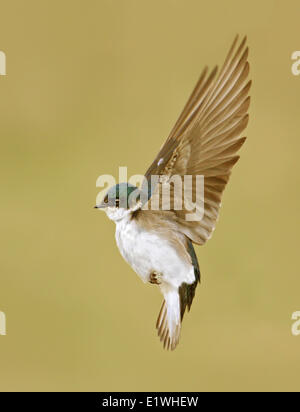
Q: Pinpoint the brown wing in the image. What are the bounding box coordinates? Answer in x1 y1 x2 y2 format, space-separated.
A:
144 35 251 245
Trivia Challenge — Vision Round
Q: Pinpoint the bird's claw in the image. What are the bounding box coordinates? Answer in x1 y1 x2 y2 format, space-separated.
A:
149 272 162 285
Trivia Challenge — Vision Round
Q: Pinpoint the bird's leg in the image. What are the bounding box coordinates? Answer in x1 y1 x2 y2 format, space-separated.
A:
149 271 162 285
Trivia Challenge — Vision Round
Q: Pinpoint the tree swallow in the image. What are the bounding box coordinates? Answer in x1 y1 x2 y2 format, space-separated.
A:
95 36 251 350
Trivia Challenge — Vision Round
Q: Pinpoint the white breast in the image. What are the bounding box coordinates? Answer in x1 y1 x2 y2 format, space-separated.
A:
114 213 195 287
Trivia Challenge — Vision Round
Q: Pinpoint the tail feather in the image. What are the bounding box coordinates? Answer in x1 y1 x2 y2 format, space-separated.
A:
156 241 200 351
156 288 181 350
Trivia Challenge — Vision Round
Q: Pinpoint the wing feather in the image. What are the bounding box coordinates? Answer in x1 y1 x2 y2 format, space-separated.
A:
144 36 251 245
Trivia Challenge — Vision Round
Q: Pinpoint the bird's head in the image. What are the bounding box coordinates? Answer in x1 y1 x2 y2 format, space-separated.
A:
95 183 142 221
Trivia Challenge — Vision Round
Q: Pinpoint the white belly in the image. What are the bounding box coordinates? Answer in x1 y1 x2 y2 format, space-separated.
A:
115 216 195 287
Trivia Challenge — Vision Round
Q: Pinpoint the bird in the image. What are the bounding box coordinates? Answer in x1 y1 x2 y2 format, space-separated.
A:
95 35 251 350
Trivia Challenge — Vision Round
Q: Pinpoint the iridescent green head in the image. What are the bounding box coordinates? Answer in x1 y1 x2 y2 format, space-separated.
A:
95 183 141 210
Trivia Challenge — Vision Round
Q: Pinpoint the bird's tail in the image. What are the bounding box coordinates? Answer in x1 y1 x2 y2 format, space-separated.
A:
155 241 200 351
156 285 181 350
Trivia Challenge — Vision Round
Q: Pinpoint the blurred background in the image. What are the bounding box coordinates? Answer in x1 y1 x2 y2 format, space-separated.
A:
0 0 300 392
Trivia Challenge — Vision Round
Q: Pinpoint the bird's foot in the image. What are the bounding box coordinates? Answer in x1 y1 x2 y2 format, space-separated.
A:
149 272 162 285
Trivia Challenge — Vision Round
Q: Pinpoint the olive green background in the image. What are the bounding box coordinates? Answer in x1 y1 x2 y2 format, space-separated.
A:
0 0 300 392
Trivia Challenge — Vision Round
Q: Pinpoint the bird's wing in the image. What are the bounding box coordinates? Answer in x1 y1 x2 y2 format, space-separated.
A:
143 36 251 245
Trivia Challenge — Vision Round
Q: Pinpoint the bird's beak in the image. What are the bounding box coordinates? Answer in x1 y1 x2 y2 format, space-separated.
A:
94 203 107 209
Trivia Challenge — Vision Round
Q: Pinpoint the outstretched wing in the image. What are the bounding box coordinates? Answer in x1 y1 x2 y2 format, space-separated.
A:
144 35 251 245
